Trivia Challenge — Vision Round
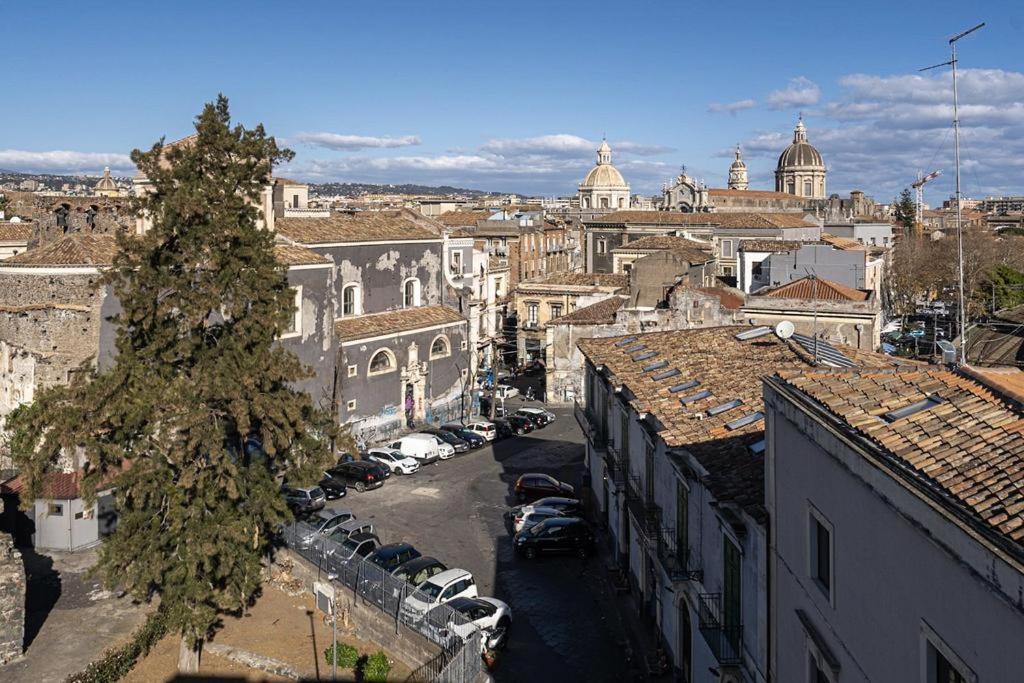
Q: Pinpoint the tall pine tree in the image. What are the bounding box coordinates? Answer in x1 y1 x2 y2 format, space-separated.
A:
8 96 340 672
892 188 917 234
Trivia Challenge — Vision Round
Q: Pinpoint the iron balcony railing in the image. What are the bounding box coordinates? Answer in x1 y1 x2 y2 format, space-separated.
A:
625 475 661 538
655 526 703 582
573 400 607 449
697 593 743 666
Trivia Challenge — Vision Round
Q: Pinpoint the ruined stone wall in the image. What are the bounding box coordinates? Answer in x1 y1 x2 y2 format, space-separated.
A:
6 192 134 245
0 499 25 665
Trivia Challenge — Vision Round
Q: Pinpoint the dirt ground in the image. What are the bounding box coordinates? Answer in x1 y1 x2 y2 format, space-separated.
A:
126 584 412 682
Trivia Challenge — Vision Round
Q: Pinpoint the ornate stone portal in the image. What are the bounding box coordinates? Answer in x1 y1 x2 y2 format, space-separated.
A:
400 341 427 424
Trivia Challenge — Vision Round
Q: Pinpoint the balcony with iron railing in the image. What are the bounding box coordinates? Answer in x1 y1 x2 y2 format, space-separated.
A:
697 593 743 666
655 526 703 582
602 443 628 488
573 400 608 450
625 475 661 539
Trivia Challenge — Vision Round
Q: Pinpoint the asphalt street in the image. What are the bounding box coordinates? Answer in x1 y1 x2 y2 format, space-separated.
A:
325 403 629 683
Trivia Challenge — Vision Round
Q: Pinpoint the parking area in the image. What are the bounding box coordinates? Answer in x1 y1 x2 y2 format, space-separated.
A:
321 403 628 682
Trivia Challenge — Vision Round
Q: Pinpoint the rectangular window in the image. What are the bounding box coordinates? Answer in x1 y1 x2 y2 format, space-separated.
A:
283 286 302 336
809 506 834 603
644 441 655 502
48 503 64 516
550 303 563 319
723 536 741 652
347 364 358 377
74 508 94 520
923 625 974 683
451 250 463 274
346 399 357 411
676 480 688 557
721 239 735 258
527 303 539 325
597 239 607 254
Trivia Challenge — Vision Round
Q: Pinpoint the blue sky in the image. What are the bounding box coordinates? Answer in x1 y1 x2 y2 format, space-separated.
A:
1 1 1021 202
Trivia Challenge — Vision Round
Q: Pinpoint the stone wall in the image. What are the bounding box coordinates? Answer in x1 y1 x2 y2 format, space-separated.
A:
0 499 25 665
6 192 134 245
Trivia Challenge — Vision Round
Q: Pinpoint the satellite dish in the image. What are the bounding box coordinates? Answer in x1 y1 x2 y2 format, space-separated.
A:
775 320 795 340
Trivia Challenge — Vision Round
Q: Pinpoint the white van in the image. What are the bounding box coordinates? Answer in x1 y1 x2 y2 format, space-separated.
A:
389 434 441 464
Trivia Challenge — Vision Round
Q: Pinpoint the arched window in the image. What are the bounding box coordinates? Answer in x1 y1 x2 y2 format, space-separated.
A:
618 197 625 208
430 335 450 359
342 283 361 317
368 349 396 375
600 197 609 209
803 180 813 197
402 278 421 308
582 197 590 209
786 180 795 195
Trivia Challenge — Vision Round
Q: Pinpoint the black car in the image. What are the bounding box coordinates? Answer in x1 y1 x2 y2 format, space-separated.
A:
440 424 486 449
532 497 583 516
515 411 547 429
514 517 594 559
392 556 448 587
366 542 422 572
281 486 327 515
421 428 470 453
325 461 387 493
506 415 534 435
317 473 348 500
491 419 517 440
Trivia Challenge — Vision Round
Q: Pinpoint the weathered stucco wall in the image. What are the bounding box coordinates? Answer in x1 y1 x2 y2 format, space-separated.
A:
313 242 444 314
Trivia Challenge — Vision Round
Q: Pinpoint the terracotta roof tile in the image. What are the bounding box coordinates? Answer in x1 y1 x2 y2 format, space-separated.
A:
436 210 492 227
697 287 745 310
1 472 81 499
0 222 33 242
738 239 806 252
820 233 867 251
708 188 805 200
518 272 628 290
548 296 625 325
778 368 1024 549
334 305 465 343
757 276 870 302
272 244 331 266
276 210 441 244
613 236 713 263
3 234 118 267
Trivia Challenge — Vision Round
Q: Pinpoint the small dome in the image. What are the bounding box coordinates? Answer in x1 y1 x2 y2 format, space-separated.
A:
730 145 747 170
94 167 118 191
777 118 824 170
581 163 627 188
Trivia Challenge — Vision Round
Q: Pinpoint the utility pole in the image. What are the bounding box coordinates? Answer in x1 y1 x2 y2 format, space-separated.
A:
921 22 984 364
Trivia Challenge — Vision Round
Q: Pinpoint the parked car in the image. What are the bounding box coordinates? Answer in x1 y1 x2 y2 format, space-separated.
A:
510 505 565 534
421 434 456 460
446 596 512 634
513 473 574 502
366 542 422 573
325 519 375 543
506 415 534 435
325 461 387 493
515 410 548 430
304 509 354 538
478 399 508 418
389 434 441 464
516 406 555 426
401 568 478 620
316 472 348 500
531 497 583 516
364 447 421 475
421 428 470 453
328 531 380 561
281 486 327 515
392 556 448 588
462 421 497 442
440 423 486 448
513 517 594 559
491 419 517 439
491 385 520 401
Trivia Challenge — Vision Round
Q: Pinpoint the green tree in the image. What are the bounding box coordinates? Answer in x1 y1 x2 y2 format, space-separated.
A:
986 265 1024 312
892 188 916 233
8 96 342 672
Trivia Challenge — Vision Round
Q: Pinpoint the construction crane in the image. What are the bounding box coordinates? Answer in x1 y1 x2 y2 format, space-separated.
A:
911 169 942 226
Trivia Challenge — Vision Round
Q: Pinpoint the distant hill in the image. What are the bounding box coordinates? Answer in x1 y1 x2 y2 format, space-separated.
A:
0 169 118 192
308 181 497 197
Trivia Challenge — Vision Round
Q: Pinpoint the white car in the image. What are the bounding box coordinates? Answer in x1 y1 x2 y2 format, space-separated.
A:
447 596 512 635
517 406 555 424
492 385 519 400
423 434 456 460
365 447 420 475
401 568 478 620
463 421 496 442
512 505 564 534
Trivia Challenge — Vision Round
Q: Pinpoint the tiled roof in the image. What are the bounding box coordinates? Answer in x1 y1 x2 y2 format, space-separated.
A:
777 368 1024 545
613 236 713 262
738 239 806 253
334 305 466 343
1 471 81 499
518 272 628 290
590 211 816 229
276 210 442 244
273 177 305 186
820 233 867 251
964 367 1024 405
697 287 745 310
273 244 331 266
3 234 119 267
579 327 904 521
709 188 805 200
548 296 625 326
757 276 870 302
436 210 492 227
0 222 33 242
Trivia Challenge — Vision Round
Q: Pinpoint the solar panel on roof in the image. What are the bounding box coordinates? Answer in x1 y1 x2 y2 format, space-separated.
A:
632 351 656 362
707 399 743 416
669 380 699 393
652 368 680 381
735 326 773 341
679 389 712 405
882 395 945 423
642 360 669 372
624 344 646 353
748 439 766 455
726 411 765 430
614 337 638 347
790 333 856 368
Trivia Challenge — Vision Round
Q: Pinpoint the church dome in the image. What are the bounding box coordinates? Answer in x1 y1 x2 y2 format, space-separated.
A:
94 167 118 192
777 118 824 170
579 139 628 189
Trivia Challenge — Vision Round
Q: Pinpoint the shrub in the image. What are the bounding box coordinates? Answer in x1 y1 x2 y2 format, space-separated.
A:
66 608 169 682
323 642 360 670
363 651 392 682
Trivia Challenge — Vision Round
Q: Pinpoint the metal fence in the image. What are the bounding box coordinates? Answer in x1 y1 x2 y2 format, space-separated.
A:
282 521 485 683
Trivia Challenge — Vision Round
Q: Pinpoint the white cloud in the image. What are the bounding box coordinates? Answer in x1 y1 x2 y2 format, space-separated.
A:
481 134 672 158
0 149 134 175
707 99 757 115
292 132 421 151
766 76 821 110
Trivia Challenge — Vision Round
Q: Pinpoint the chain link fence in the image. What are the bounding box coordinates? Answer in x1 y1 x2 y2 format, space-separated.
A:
281 521 485 683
